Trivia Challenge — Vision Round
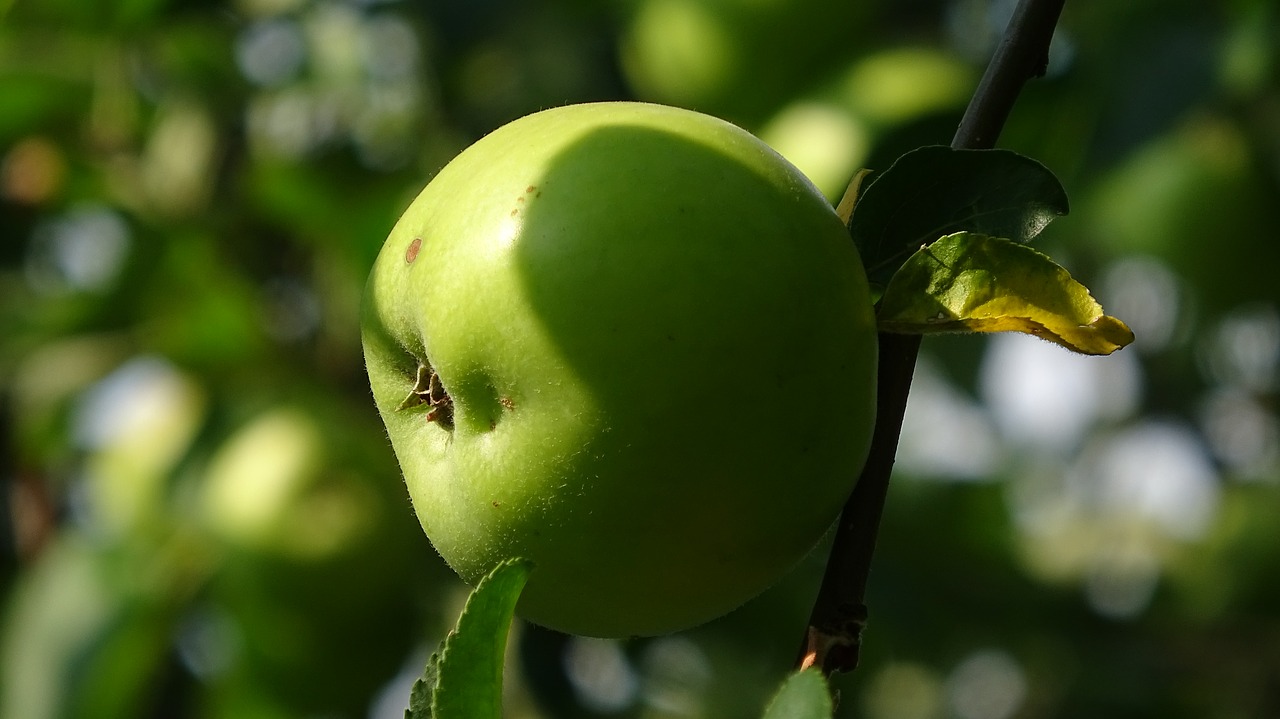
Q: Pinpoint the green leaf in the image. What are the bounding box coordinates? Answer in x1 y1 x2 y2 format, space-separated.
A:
849 146 1069 289
878 232 1135 356
403 653 439 719
762 669 834 719
404 558 534 719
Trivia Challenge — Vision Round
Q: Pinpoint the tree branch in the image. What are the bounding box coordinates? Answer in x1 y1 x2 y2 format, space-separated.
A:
954 0 1068 150
797 0 1067 676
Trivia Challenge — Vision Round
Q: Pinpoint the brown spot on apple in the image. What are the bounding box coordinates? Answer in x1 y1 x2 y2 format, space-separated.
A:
405 237 422 264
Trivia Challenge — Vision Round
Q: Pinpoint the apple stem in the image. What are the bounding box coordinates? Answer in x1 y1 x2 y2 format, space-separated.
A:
798 0 1067 676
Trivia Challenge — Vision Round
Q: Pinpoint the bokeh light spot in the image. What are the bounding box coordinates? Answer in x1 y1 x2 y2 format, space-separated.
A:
564 637 639 713
945 649 1027 719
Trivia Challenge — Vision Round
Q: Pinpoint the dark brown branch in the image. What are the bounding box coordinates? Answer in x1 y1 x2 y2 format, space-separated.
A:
954 0 1068 150
797 0 1067 676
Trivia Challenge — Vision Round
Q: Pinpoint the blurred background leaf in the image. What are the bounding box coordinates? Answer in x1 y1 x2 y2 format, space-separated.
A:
0 0 1277 717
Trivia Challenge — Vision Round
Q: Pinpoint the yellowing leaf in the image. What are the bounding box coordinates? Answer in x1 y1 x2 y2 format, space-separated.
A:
877 233 1134 355
835 168 873 223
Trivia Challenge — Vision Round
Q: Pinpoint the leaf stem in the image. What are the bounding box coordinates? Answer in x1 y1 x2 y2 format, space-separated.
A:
797 0 1067 676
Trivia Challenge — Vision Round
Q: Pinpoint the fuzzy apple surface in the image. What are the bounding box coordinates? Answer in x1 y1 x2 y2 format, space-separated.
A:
361 102 876 638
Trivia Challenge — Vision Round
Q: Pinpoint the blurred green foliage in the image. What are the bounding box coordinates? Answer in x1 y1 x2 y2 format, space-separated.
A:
0 0 1277 717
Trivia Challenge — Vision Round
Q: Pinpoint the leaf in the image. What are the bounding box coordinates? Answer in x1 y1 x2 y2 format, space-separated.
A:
762 669 834 719
834 168 873 224
404 558 534 719
404 654 438 719
849 146 1069 289
878 232 1135 356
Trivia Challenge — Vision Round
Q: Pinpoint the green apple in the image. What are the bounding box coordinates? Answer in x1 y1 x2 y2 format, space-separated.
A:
1085 116 1279 314
362 101 876 638
620 0 872 126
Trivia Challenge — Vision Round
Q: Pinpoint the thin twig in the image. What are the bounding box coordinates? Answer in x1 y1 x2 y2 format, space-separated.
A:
797 0 1067 676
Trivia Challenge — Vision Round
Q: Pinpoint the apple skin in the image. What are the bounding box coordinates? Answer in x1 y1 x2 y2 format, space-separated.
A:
361 102 876 638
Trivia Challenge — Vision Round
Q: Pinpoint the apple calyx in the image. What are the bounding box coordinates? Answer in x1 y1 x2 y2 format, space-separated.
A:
397 361 454 429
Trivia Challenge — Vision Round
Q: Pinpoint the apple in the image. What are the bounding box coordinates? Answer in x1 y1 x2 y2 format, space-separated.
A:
361 101 877 638
620 0 872 126
1084 117 1279 314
